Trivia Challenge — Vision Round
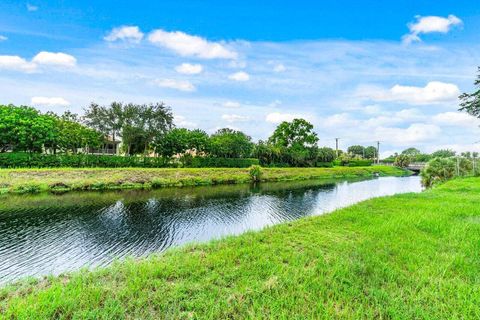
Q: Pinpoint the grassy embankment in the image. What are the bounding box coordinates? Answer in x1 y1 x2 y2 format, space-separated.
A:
1 177 480 319
0 165 407 194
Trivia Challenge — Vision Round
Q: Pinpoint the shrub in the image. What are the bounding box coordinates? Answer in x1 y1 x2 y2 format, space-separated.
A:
346 159 373 167
394 154 410 168
421 158 456 188
249 165 262 182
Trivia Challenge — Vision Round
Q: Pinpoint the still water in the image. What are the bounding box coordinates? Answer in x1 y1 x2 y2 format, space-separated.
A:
0 176 421 284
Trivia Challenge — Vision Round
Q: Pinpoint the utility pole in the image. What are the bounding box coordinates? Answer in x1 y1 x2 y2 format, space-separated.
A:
335 138 339 157
376 141 380 164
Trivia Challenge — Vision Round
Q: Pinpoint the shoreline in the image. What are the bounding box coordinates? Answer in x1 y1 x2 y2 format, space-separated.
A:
1 177 478 318
0 165 409 194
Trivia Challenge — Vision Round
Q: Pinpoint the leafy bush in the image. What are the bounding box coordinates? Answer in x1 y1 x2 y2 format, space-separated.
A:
347 159 373 167
249 165 262 182
394 154 410 168
421 158 456 188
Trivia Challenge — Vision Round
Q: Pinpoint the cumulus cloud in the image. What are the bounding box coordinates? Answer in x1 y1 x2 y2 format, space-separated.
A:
148 29 237 59
175 63 203 75
222 114 250 122
175 115 197 128
0 52 77 72
228 71 250 81
154 79 196 92
360 81 460 105
32 52 77 67
104 26 144 43
223 101 241 108
266 112 304 124
403 15 462 44
375 123 441 146
0 55 36 72
26 3 38 11
0 35 7 41
273 64 286 72
268 100 282 107
433 112 480 127
31 96 70 107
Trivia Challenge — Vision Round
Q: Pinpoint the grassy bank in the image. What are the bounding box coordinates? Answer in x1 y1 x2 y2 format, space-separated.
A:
1 177 479 318
0 165 407 194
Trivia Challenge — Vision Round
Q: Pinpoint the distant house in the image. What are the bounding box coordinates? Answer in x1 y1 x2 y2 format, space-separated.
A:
88 136 121 155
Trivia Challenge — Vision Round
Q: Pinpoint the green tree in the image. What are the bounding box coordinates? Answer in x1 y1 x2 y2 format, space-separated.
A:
317 147 336 162
401 147 421 157
154 128 209 158
431 149 456 158
459 67 480 119
210 128 253 158
347 145 365 157
85 102 174 155
394 154 411 168
268 119 318 148
364 146 377 159
0 105 56 153
267 119 319 166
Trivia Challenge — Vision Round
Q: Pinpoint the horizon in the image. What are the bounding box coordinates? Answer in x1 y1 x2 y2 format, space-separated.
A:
1 1 480 157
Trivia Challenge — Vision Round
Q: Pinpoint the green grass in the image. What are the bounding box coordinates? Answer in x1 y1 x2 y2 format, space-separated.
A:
1 177 480 319
0 165 407 194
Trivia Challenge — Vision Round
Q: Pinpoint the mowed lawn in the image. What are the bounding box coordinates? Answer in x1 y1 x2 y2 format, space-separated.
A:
1 178 480 319
0 165 406 194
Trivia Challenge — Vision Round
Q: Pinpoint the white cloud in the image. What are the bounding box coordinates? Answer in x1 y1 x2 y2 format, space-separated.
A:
32 52 77 67
363 105 382 115
26 3 38 11
154 79 196 92
322 113 359 127
0 35 7 41
273 64 286 72
375 123 441 146
268 99 282 107
175 115 197 128
175 63 203 75
433 112 480 127
0 55 36 72
360 81 460 105
228 71 250 81
104 26 144 43
266 112 304 124
148 29 237 59
222 114 250 122
403 15 462 44
31 96 70 107
223 100 241 108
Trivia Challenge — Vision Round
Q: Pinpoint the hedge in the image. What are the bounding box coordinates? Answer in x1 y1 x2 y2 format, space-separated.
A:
315 162 334 168
184 157 259 168
0 153 259 169
346 159 373 167
333 159 373 167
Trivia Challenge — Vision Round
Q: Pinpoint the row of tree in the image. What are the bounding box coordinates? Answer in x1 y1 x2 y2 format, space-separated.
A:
1 103 363 167
0 105 103 154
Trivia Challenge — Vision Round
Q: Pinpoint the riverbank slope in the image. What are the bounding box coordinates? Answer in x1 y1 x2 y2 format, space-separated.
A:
0 165 407 194
1 177 479 318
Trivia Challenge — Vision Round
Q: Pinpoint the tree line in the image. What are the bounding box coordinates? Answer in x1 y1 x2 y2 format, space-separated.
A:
0 103 381 167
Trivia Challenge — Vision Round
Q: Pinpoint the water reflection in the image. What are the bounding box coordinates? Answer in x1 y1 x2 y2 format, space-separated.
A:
0 176 421 284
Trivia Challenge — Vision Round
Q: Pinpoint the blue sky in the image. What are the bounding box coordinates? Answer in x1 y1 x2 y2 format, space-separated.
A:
1 1 480 156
